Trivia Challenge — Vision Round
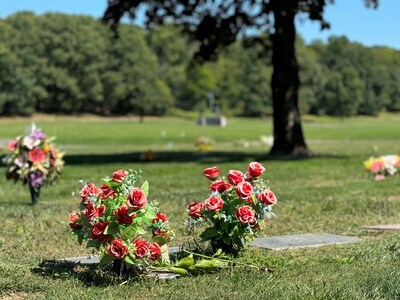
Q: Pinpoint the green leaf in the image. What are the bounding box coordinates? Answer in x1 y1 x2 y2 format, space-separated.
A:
167 266 189 276
120 224 139 240
222 234 231 246
77 232 84 245
99 253 115 265
124 254 135 267
200 227 220 240
104 222 119 235
141 180 149 196
187 265 200 276
194 259 215 270
213 249 223 257
174 255 195 269
86 239 100 249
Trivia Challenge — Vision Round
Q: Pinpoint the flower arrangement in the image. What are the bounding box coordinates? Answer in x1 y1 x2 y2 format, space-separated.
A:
68 169 174 275
363 155 400 181
2 124 64 204
187 162 276 256
195 136 214 152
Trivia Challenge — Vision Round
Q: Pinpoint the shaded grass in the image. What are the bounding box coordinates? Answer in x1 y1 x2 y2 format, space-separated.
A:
0 115 400 299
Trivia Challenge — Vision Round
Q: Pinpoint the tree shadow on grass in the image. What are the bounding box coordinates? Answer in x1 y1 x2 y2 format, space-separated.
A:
62 151 347 165
32 259 143 287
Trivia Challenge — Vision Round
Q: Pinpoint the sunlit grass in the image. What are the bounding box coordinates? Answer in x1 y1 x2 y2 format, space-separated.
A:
0 114 399 299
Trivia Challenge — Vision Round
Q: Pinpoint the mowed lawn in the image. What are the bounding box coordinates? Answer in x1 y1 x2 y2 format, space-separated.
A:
0 114 399 299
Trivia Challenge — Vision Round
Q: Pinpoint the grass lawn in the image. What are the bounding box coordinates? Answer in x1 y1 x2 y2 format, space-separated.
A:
0 114 399 299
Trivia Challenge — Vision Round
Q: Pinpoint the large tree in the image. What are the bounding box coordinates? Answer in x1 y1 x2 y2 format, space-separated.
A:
102 0 378 155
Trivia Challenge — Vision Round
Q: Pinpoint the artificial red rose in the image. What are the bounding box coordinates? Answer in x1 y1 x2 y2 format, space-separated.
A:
188 202 205 218
28 148 46 163
8 140 18 152
203 167 221 181
68 211 82 229
83 203 105 221
134 239 149 259
258 189 277 205
227 170 244 185
236 181 254 200
210 180 232 193
235 205 256 224
126 188 147 210
107 239 128 259
248 162 265 178
149 242 162 261
112 169 128 183
152 212 168 223
90 221 111 244
100 184 116 200
115 205 134 225
205 196 224 212
153 228 169 237
80 183 102 203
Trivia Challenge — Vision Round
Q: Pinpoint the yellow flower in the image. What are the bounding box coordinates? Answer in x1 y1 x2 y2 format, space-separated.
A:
43 142 50 153
363 157 374 170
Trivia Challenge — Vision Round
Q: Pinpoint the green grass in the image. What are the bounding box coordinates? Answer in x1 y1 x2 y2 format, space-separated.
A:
0 114 399 299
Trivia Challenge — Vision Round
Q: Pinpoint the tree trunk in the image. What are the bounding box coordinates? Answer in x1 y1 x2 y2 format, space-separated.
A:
270 3 310 156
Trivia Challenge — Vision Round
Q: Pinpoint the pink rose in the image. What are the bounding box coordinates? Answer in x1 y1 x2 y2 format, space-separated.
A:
236 181 253 200
210 180 232 193
235 206 255 224
205 196 224 212
374 174 385 181
8 140 18 152
152 212 168 223
115 205 134 225
28 148 46 163
203 167 221 181
149 242 162 261
227 170 244 185
134 239 149 259
248 162 265 178
370 161 384 173
112 169 128 183
107 239 128 259
90 221 111 244
188 202 205 218
100 184 116 200
126 188 147 210
258 189 277 205
80 183 102 203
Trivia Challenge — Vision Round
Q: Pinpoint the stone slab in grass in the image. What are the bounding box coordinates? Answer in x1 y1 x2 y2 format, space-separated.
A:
363 224 400 231
57 255 99 265
250 233 361 250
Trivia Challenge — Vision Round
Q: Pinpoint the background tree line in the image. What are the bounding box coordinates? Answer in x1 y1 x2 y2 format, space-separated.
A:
1 12 399 117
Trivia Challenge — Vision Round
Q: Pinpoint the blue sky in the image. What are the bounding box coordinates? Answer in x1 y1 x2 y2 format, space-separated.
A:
1 0 399 50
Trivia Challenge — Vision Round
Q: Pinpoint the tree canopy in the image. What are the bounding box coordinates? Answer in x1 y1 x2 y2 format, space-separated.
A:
101 0 380 155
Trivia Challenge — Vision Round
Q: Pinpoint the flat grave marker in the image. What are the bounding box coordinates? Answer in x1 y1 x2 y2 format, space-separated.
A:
363 224 400 231
250 233 361 250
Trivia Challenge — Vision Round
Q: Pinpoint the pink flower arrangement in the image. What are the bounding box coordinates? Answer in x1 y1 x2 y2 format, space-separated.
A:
69 169 174 270
363 155 400 180
2 124 64 203
187 162 276 256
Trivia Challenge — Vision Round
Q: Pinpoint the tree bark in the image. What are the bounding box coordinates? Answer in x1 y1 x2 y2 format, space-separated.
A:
270 2 310 156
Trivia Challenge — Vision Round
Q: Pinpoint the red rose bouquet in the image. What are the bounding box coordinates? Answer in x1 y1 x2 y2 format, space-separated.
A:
69 169 174 274
187 162 276 256
2 124 64 204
